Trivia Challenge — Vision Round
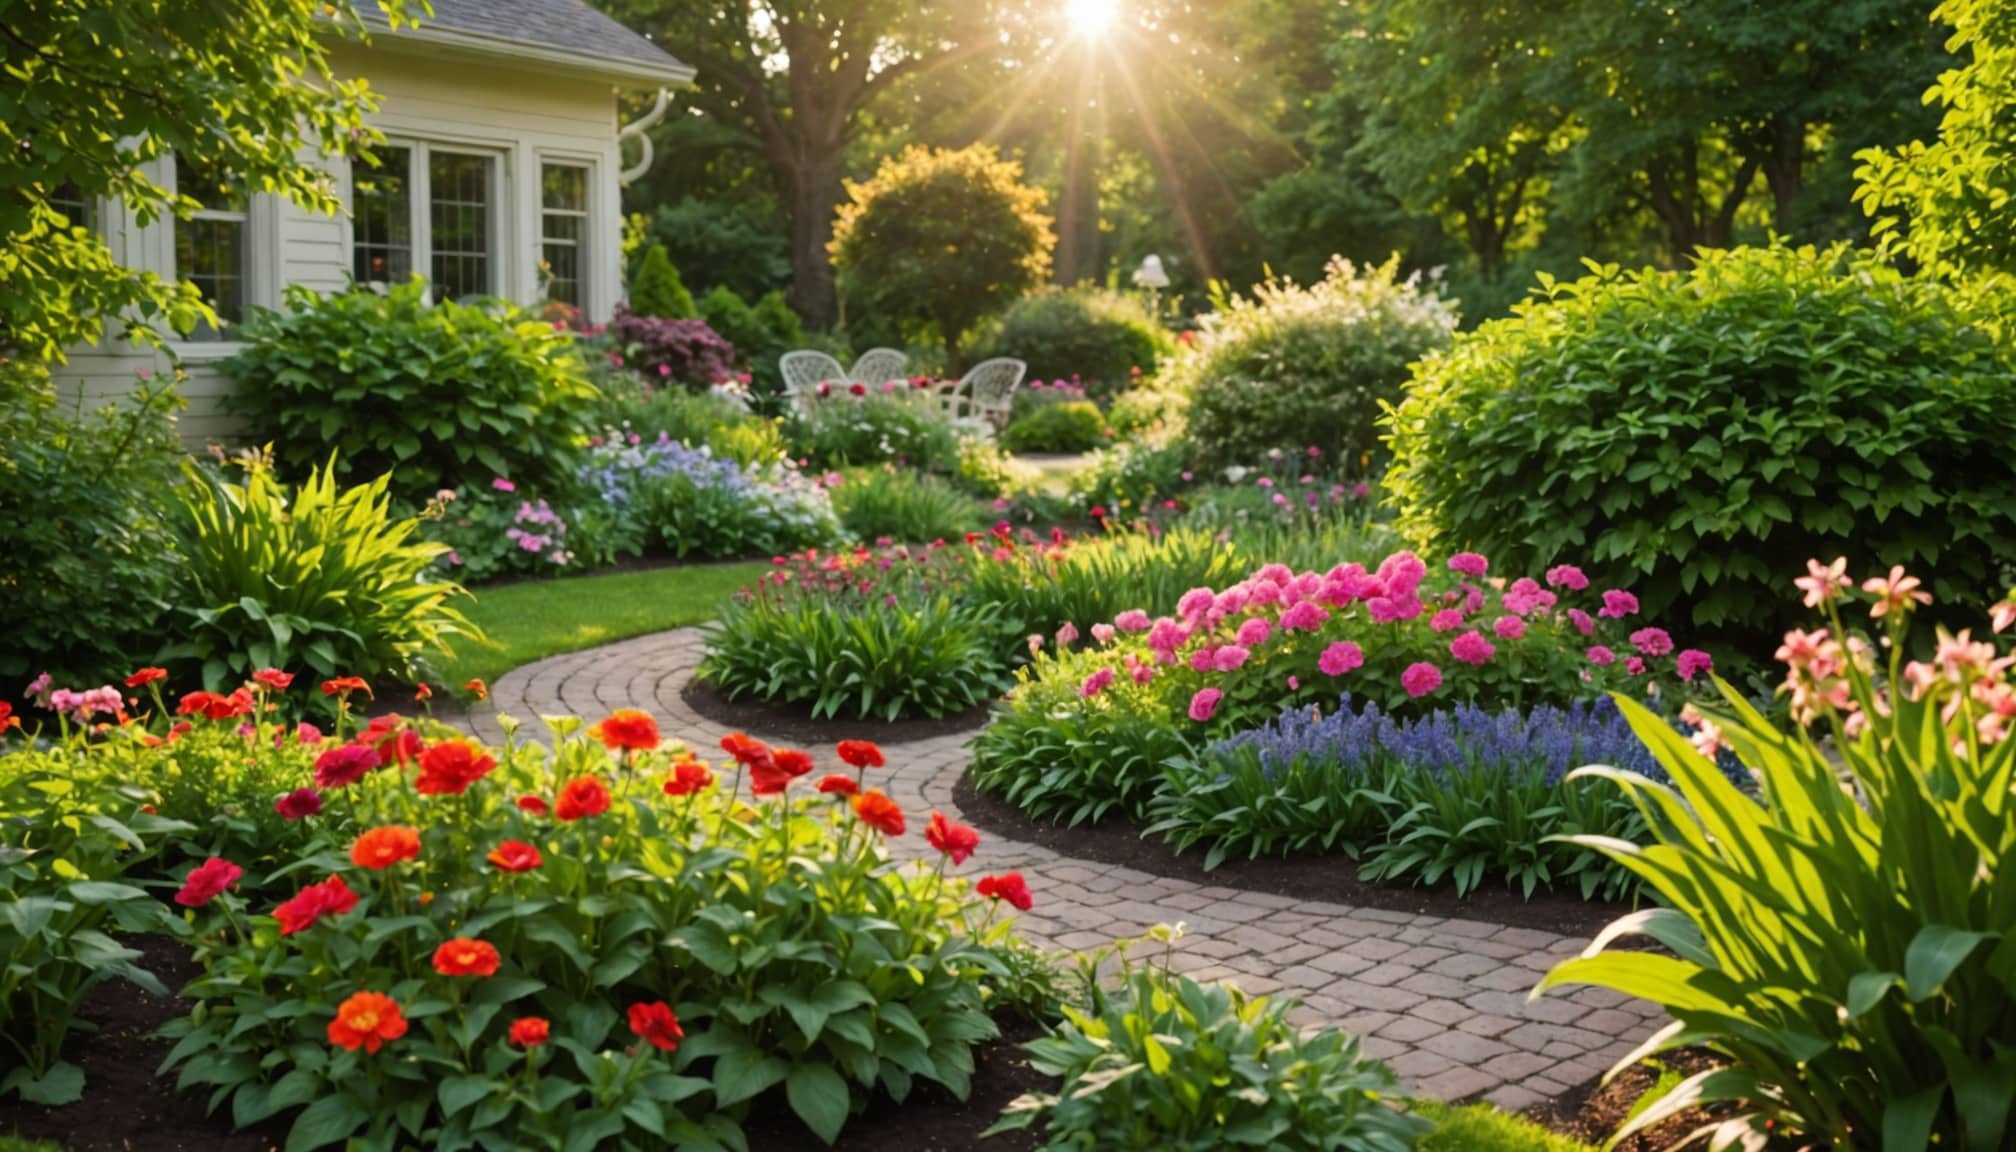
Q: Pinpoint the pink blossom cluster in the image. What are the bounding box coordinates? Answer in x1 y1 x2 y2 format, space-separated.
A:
47 684 123 724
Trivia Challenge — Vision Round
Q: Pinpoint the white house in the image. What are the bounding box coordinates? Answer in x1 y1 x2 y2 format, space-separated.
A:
52 0 692 442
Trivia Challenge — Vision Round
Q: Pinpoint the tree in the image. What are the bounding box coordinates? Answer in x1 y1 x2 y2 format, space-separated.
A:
1857 0 2016 276
830 144 1054 369
0 0 416 359
627 244 697 318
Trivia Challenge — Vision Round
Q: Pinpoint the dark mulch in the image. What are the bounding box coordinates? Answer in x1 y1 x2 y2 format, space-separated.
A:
952 773 1631 939
1527 1048 1726 1151
681 676 994 748
0 936 279 1152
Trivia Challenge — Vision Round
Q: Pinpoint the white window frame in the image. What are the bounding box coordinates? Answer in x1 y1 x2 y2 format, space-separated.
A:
537 158 593 309
351 138 507 302
164 155 276 355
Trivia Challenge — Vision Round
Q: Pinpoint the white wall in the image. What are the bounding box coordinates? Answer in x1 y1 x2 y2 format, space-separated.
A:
51 39 627 446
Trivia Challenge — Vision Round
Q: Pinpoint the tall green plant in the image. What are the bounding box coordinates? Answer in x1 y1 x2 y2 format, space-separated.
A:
1539 568 2016 1151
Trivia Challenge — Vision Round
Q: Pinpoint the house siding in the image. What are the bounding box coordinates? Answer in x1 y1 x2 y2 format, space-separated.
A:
50 38 629 446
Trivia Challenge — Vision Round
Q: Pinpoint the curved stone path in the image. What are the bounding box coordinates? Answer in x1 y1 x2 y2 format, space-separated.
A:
466 628 1660 1112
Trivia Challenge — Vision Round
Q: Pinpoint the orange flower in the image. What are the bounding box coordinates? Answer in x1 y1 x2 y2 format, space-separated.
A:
627 1001 683 1052
0 701 16 733
836 740 885 769
350 825 421 869
464 678 489 701
328 991 407 1053
554 776 611 821
414 683 432 702
816 773 858 796
320 676 373 699
508 1016 550 1047
662 760 714 797
850 789 905 836
124 667 169 688
487 839 542 872
591 709 660 752
414 739 496 796
432 937 500 978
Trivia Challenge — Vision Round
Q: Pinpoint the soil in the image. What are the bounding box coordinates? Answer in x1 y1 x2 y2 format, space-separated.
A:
952 773 1628 940
680 676 994 748
1526 1047 1727 1151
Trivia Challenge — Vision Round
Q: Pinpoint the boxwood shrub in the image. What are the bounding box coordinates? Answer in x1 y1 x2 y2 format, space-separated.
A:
1384 243 2016 654
969 287 1174 393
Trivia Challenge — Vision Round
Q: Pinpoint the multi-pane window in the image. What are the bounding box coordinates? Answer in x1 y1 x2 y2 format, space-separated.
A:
174 157 248 340
352 146 413 285
540 163 589 307
429 151 494 300
49 182 93 231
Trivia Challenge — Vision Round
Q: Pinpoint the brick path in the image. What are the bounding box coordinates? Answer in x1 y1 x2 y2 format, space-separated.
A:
467 628 1661 1111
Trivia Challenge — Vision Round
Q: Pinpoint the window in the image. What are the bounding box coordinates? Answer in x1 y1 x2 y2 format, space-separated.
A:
175 157 248 340
540 163 589 307
352 146 412 285
49 182 93 231
429 151 494 300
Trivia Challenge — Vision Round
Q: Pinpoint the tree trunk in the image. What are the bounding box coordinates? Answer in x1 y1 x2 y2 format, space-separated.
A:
1762 116 1804 231
786 151 844 329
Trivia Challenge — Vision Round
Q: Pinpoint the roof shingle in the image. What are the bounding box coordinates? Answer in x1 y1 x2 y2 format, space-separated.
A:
368 0 689 79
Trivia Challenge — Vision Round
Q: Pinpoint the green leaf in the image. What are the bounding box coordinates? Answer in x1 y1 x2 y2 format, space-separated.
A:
438 1074 493 1117
1847 971 1899 1019
1905 926 1991 1002
713 1048 789 1108
786 1063 851 1145
3 1062 85 1106
285 1092 370 1152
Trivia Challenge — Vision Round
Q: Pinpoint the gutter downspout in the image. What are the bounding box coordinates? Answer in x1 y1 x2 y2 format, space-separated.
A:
619 88 673 186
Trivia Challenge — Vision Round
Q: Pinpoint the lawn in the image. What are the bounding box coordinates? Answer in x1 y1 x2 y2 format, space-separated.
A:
436 561 769 688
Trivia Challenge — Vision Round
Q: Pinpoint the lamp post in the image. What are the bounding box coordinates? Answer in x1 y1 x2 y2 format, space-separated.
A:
1133 254 1170 319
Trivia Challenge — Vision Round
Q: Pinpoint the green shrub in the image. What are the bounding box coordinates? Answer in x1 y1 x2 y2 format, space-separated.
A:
969 288 1173 391
1175 256 1457 471
422 482 582 584
1106 382 1188 439
789 394 962 472
646 196 790 303
1413 1102 1595 1152
699 285 808 404
627 243 697 318
1001 399 1109 454
989 931 1430 1151
1069 441 1194 520
594 383 786 468
0 361 183 683
1384 243 2016 655
833 467 985 543
1540 572 2016 1151
225 280 598 495
163 460 474 687
953 434 1024 497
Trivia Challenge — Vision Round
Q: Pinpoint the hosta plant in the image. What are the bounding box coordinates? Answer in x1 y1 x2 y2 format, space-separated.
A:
1540 563 2016 1151
988 926 1429 1151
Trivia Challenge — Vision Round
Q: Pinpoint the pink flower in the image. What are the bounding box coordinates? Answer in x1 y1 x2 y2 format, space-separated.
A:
1450 631 1496 665
1287 675 1300 690
1494 616 1526 640
491 478 516 493
1147 618 1188 656
1795 557 1851 608
1055 622 1080 647
1177 588 1216 619
1586 645 1617 667
1318 641 1364 676
1599 590 1639 619
1367 595 1423 624
1027 634 1045 656
1400 663 1442 698
1625 656 1647 676
1280 601 1331 632
1676 649 1714 681
1091 623 1116 645
1213 645 1250 671
1124 654 1155 685
1079 668 1115 698
1187 688 1223 722
1629 627 1674 657
1862 565 1931 619
1234 618 1272 647
275 788 323 820
1190 647 1218 673
1255 564 1294 587
1545 565 1589 590
1377 552 1429 598
1114 610 1152 634
1447 552 1489 578
1429 609 1465 633
1501 578 1555 617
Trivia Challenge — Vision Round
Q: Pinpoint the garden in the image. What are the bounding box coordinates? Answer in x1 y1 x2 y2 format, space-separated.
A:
6 0 2016 1149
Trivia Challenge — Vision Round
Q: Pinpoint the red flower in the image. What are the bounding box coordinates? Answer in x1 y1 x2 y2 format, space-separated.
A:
320 677 373 699
750 746 814 796
375 726 424 767
925 812 980 864
275 875 359 935
555 776 611 821
175 856 243 907
0 701 16 732
176 689 254 721
313 743 380 789
509 1017 550 1047
351 825 422 869
591 709 660 752
850 789 905 836
662 760 715 797
487 839 542 872
253 668 294 691
414 683 432 702
720 731 771 767
976 872 1034 911
464 678 489 701
125 667 169 688
847 382 867 396
415 739 496 796
274 788 323 821
516 795 550 816
835 740 885 769
432 937 501 977
627 1002 684 1052
328 991 406 1053
816 774 858 796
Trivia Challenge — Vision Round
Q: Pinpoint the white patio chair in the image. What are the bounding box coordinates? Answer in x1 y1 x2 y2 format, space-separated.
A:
849 347 910 389
946 357 1027 430
779 350 848 417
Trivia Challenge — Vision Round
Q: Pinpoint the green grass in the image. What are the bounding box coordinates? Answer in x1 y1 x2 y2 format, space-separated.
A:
0 1138 64 1152
435 561 768 688
1416 1101 1597 1152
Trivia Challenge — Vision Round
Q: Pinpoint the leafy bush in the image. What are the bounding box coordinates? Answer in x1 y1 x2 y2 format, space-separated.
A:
1001 399 1109 454
789 393 962 471
645 197 791 303
969 288 1173 392
1069 441 1193 521
578 432 842 561
422 479 581 584
164 460 473 687
1106 382 1188 439
699 285 807 404
0 361 183 683
1384 243 2016 655
225 280 598 494
1539 568 2016 1151
593 385 786 469
607 309 738 389
627 243 697 318
1175 256 1457 471
832 467 985 543
989 929 1429 1151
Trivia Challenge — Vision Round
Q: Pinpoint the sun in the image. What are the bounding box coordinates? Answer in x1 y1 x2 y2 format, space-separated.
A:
1065 0 1119 38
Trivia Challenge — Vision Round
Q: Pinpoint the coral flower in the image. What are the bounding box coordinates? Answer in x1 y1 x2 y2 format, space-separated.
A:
432 937 501 978
591 709 660 752
415 739 497 796
125 667 169 688
314 743 380 789
328 991 407 1053
464 678 489 701
836 739 885 769
175 856 243 907
628 1002 684 1052
275 875 359 935
351 825 422 869
509 1017 550 1048
319 677 373 699
976 872 1034 911
487 839 542 872
662 760 715 797
1188 687 1223 722
253 668 294 691
1863 565 1931 618
1794 557 1851 608
751 747 812 796
925 812 980 864
555 776 612 821
1400 662 1442 697
817 774 859 796
177 689 255 721
274 788 323 821
851 789 906 836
